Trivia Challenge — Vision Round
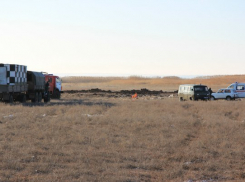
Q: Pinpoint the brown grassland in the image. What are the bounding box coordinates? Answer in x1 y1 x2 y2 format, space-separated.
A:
1 75 245 181
62 75 245 91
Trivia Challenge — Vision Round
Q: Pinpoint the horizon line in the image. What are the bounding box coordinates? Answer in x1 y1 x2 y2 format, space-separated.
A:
55 73 245 79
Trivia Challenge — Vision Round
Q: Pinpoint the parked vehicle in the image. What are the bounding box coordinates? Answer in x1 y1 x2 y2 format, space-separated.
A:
211 88 238 101
227 82 245 98
43 73 62 99
0 64 50 103
178 84 210 101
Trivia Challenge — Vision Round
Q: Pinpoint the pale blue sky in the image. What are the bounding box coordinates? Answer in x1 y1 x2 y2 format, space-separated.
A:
0 0 244 77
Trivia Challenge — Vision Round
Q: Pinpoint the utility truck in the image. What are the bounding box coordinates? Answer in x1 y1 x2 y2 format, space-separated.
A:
0 64 50 103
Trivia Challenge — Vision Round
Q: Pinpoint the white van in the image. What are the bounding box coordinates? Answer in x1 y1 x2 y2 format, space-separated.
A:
227 82 245 98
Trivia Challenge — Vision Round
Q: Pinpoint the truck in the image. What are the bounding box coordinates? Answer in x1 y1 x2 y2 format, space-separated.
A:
0 64 50 103
43 73 62 99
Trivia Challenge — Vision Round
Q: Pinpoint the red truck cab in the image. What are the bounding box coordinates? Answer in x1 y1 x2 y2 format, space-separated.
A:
44 74 62 99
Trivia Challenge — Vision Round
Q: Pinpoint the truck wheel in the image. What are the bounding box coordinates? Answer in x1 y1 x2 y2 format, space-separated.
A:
9 95 14 103
179 97 183 101
38 92 42 102
226 96 231 101
20 95 26 103
57 91 61 99
54 89 60 99
210 96 215 101
32 92 38 103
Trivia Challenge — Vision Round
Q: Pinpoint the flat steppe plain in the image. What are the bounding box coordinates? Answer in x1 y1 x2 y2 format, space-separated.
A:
1 75 245 182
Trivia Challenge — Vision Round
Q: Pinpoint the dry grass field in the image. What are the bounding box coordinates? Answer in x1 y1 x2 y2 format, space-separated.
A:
1 75 245 181
62 75 245 91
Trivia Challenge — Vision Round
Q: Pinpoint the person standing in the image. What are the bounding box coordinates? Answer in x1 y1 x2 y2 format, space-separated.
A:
208 87 213 99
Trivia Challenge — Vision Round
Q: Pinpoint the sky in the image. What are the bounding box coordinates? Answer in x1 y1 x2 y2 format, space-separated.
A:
0 0 245 77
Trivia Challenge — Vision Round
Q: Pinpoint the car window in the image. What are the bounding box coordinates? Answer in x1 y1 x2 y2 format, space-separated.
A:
229 85 234 89
218 89 224 93
56 77 61 83
225 90 231 93
194 86 208 92
237 85 244 90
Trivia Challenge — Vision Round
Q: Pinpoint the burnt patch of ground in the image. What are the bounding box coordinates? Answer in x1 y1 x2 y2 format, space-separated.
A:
63 88 178 96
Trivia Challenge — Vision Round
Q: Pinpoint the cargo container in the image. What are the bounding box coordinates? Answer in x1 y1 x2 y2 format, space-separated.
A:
0 64 50 103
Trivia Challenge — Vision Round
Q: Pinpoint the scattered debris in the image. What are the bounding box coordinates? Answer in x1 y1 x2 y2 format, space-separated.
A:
82 114 103 117
168 94 174 98
3 115 14 118
184 161 192 165
132 93 138 99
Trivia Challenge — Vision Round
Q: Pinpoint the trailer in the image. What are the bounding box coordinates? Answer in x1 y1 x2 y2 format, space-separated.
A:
0 64 50 103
